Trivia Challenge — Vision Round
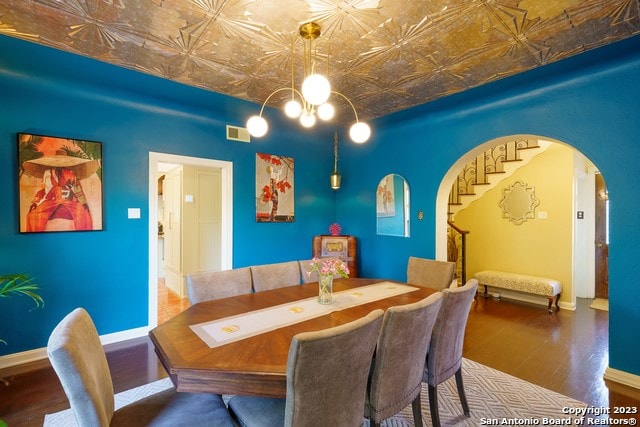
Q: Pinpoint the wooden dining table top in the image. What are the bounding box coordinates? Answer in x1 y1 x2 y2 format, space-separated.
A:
149 277 437 398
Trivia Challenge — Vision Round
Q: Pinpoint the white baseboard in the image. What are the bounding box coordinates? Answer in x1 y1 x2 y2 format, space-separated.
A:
605 366 640 390
0 347 48 370
482 287 576 311
0 326 150 370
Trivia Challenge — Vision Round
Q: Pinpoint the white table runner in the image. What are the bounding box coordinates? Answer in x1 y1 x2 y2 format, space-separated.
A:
190 281 419 348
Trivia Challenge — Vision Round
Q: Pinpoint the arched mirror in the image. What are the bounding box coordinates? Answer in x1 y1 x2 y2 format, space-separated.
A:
376 174 410 237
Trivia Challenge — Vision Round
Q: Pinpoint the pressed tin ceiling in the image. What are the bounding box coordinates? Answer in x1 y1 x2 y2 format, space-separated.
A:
1 0 639 121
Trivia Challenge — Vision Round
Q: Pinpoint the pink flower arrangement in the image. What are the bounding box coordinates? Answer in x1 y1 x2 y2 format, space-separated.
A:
329 223 342 236
307 257 350 279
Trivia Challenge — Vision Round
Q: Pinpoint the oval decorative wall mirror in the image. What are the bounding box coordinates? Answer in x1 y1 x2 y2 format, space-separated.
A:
498 181 539 225
376 174 410 237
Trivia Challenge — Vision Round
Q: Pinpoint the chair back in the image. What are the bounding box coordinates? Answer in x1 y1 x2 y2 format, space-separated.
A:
407 256 456 290
424 279 478 387
186 267 252 304
251 261 301 292
285 309 384 427
366 292 443 423
47 308 114 427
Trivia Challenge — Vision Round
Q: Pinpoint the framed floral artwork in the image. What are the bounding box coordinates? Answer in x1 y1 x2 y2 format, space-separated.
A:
255 153 294 222
17 133 103 233
376 174 396 217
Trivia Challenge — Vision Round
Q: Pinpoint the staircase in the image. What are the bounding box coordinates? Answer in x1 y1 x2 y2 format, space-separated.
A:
448 139 552 219
447 138 553 282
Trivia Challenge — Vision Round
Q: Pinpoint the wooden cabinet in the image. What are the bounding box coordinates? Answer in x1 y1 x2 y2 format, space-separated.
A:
312 235 358 278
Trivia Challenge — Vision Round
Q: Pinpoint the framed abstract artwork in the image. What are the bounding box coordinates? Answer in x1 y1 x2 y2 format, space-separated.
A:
17 133 103 233
255 153 294 222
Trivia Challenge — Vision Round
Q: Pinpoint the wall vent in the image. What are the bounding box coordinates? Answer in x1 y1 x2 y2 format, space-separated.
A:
226 125 251 143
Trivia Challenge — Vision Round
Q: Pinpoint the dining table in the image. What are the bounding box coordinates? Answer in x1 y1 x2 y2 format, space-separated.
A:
149 277 437 398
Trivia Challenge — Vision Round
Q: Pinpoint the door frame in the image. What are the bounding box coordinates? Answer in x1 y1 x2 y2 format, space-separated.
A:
584 166 597 299
148 152 233 328
593 169 608 299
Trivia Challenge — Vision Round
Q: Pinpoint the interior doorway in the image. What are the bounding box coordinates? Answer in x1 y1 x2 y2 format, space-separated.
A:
148 152 233 328
435 136 605 310
594 172 609 299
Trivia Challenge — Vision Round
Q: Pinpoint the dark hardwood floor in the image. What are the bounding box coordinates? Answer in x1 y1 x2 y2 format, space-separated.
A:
1 288 638 426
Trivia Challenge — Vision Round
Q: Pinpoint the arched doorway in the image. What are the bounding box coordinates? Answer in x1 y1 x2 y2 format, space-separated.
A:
435 135 606 309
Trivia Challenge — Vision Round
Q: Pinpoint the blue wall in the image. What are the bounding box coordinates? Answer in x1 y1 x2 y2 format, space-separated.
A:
0 35 337 354
2 33 640 379
337 35 640 376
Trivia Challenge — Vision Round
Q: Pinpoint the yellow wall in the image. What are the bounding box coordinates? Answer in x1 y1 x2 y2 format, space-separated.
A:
453 144 574 303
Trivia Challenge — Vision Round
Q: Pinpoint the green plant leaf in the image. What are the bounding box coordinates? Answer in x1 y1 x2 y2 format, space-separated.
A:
0 274 44 308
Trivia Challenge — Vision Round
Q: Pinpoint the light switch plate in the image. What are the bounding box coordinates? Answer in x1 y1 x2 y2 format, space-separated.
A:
128 208 141 219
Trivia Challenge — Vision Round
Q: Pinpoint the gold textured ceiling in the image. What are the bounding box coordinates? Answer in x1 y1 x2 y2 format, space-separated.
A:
1 0 639 121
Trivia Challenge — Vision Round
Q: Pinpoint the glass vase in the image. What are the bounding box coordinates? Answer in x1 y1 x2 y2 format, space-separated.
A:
318 275 334 304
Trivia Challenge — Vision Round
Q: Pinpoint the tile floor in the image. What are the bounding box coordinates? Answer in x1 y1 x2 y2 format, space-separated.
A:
157 278 190 324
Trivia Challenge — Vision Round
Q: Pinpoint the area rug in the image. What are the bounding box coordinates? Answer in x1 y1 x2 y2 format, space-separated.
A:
44 358 587 426
590 298 609 311
44 379 174 426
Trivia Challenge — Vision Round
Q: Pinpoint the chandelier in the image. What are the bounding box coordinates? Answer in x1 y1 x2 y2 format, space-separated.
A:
246 22 371 144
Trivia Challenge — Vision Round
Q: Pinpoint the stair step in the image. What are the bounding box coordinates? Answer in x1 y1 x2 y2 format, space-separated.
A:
448 139 552 215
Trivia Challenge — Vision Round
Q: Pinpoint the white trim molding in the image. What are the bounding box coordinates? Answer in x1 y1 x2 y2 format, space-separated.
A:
605 366 640 391
0 326 149 370
0 347 48 370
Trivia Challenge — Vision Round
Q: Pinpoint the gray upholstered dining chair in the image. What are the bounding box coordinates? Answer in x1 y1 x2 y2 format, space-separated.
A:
365 292 443 427
407 256 456 290
251 260 301 292
186 267 253 304
424 278 479 426
47 308 234 427
227 309 384 427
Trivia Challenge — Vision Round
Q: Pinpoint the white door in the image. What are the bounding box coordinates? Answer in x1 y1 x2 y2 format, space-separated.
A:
163 166 183 297
182 166 222 278
148 153 233 328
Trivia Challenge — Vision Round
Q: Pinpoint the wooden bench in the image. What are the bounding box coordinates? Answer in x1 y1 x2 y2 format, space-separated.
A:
474 270 562 313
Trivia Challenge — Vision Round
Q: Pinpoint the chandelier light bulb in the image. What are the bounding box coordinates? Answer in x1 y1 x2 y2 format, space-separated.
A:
246 115 268 137
300 111 316 128
284 99 302 118
349 121 371 143
301 74 331 105
317 103 335 121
